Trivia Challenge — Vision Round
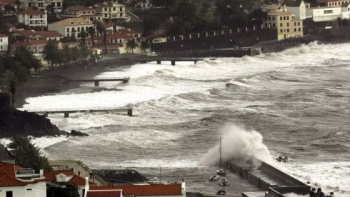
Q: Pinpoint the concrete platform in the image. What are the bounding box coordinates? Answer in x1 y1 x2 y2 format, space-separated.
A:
242 192 266 197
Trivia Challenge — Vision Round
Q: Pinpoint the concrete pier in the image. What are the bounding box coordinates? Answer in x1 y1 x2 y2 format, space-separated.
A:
141 57 203 65
27 108 133 118
66 77 130 87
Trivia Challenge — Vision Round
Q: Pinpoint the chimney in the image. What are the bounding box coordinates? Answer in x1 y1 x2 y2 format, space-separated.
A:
85 177 90 195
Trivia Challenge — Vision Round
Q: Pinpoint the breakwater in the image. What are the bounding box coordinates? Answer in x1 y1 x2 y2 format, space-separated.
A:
224 160 310 197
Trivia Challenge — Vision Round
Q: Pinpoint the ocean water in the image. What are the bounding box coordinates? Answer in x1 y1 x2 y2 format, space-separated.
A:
22 42 350 196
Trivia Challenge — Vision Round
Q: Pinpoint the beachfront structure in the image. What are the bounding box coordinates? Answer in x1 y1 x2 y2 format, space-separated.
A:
19 0 63 13
308 5 350 22
88 182 186 197
17 9 47 28
282 0 307 19
11 40 47 53
48 18 94 38
12 30 63 41
63 5 103 21
93 1 129 22
0 163 47 197
0 34 9 52
264 10 303 40
317 0 350 6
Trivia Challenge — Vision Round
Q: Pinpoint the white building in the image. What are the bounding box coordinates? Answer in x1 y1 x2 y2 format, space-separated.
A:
310 6 350 21
63 5 103 21
18 9 47 27
0 163 47 197
0 34 9 52
20 0 63 13
48 17 94 38
93 0 129 21
282 0 307 19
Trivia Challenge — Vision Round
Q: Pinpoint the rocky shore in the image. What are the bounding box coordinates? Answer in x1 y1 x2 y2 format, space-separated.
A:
93 169 149 184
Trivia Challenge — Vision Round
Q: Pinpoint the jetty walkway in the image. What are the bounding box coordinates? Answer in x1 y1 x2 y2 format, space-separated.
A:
27 107 132 118
65 77 130 87
132 57 203 65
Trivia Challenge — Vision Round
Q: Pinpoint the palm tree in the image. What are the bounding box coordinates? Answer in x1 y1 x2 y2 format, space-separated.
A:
79 29 88 47
140 40 150 53
62 45 70 64
43 40 59 66
126 39 139 53
94 20 107 53
88 27 95 47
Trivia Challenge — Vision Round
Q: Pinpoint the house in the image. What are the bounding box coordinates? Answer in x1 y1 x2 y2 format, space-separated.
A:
118 29 142 38
19 0 63 13
310 6 344 21
48 17 94 38
11 40 47 53
33 31 64 41
0 0 17 15
17 9 47 28
93 0 129 22
44 171 97 197
264 10 303 40
282 0 307 19
63 5 103 21
0 163 47 197
0 34 9 52
88 182 186 197
4 23 17 33
12 30 37 41
135 0 152 9
103 23 125 34
317 0 350 7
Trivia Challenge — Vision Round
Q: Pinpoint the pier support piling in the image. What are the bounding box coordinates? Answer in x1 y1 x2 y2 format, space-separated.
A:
94 80 99 87
157 60 161 64
64 112 69 118
171 60 175 66
127 109 133 117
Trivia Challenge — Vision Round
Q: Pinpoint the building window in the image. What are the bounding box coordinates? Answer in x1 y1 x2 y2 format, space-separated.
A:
272 17 275 20
280 23 283 27
283 16 286 20
294 22 296 26
27 189 32 191
6 191 13 197
280 16 282 20
287 29 289 32
104 8 107 11
120 7 123 11
287 23 289 26
280 29 283 33
324 10 333 14
273 23 275 27
268 16 271 20
298 28 301 31
298 22 300 26
294 28 296 32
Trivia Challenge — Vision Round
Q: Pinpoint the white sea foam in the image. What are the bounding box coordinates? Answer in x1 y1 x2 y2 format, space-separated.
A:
199 124 272 167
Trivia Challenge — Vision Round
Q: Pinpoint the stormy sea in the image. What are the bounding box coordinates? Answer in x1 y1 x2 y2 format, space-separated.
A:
22 42 350 196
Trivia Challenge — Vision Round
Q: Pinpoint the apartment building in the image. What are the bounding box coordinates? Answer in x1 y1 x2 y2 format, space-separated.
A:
93 0 129 21
17 9 47 27
264 5 303 40
11 40 47 53
63 5 103 21
48 17 94 38
282 0 307 19
20 0 63 13
0 34 9 52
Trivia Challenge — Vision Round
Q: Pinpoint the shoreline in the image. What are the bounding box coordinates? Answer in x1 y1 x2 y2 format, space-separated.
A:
15 56 138 108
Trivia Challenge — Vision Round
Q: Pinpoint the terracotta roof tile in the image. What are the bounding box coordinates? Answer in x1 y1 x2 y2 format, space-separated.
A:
14 30 37 36
0 174 27 187
0 165 15 177
35 31 63 38
106 32 134 40
87 190 122 197
90 184 183 196
49 17 94 26
0 34 7 38
68 175 96 186
0 0 15 4
12 40 47 47
19 9 45 15
44 170 74 182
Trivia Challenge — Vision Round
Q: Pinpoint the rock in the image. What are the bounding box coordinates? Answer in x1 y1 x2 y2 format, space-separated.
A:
93 169 148 184
0 107 65 138
69 130 88 137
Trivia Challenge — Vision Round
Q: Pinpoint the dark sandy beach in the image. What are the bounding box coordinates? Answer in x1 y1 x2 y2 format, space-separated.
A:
15 56 137 108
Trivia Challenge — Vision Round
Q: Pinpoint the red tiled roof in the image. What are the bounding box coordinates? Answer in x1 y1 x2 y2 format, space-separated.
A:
14 30 37 36
106 32 134 40
90 184 183 196
44 170 74 182
0 174 26 187
68 175 96 186
342 3 350 7
66 5 95 11
0 165 15 177
12 40 47 47
19 9 45 15
35 31 63 38
87 190 122 197
118 29 140 35
0 0 15 4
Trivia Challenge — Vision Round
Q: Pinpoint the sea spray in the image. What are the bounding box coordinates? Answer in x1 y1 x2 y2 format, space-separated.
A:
199 124 272 167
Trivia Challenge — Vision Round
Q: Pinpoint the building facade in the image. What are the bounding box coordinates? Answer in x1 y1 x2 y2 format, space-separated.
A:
63 5 103 21
283 0 307 19
264 9 303 40
93 0 129 21
11 40 47 53
48 17 94 38
20 0 63 13
0 34 9 52
17 9 47 27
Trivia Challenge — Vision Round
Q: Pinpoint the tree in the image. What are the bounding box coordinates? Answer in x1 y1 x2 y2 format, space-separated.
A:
9 136 51 171
14 0 21 12
126 39 139 53
140 40 150 52
43 40 59 66
62 45 71 63
2 71 17 106
79 29 88 47
151 0 175 8
88 26 95 47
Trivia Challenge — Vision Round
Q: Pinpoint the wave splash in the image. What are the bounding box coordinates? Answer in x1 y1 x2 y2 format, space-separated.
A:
199 124 272 167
